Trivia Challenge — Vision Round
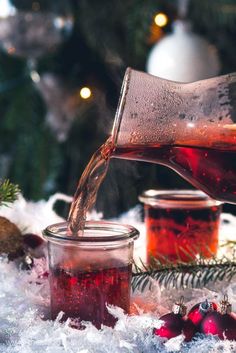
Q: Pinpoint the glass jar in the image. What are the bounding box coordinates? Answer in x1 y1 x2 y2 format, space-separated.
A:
43 221 139 329
139 190 222 264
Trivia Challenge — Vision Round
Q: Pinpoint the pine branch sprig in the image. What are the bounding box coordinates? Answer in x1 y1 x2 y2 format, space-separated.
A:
132 255 236 292
0 179 20 206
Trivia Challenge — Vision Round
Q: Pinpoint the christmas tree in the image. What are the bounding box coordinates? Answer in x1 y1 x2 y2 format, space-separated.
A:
0 0 235 217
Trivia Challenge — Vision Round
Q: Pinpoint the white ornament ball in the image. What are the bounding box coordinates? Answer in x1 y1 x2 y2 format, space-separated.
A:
147 20 220 82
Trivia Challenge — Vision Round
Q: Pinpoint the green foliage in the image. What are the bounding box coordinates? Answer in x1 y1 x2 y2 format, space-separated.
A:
78 0 236 72
0 0 235 210
0 80 61 200
190 0 236 28
0 179 20 206
132 255 236 291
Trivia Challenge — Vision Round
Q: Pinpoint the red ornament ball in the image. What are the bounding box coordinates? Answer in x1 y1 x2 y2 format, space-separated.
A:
200 311 236 340
188 300 217 329
154 312 195 341
154 312 182 339
200 296 236 340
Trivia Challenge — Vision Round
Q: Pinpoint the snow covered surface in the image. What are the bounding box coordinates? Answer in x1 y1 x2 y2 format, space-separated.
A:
1 255 236 353
1 195 236 353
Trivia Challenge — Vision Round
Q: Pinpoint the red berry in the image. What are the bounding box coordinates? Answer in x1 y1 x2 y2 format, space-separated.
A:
23 233 46 258
23 233 44 249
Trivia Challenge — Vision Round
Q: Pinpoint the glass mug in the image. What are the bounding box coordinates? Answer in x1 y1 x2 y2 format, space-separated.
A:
43 221 139 329
139 189 222 264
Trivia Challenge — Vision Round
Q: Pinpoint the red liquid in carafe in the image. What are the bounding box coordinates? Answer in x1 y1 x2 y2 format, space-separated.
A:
114 144 236 204
50 262 132 329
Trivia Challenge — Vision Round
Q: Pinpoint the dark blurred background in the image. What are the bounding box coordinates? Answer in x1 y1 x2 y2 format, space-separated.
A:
0 0 235 217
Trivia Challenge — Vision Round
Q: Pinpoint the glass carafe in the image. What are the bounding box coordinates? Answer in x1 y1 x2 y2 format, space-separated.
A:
112 68 236 203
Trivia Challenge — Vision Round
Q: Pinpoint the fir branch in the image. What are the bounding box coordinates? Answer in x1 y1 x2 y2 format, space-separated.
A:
132 256 236 291
0 179 20 206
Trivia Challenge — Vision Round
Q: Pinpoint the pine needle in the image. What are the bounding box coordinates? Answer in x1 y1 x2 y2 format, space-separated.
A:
0 179 20 206
132 256 236 291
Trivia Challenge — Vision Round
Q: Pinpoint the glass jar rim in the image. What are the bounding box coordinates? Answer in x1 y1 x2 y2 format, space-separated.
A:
43 220 139 243
139 189 222 208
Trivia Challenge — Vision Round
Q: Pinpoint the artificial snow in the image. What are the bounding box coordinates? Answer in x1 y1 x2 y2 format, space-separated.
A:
0 193 72 234
1 255 236 353
0 195 236 353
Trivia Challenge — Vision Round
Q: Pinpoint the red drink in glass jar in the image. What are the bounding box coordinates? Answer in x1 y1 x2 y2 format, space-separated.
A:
139 190 222 264
50 262 132 328
43 221 139 329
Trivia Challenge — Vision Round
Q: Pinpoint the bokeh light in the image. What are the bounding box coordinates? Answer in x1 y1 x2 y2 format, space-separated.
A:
80 87 92 99
154 12 168 27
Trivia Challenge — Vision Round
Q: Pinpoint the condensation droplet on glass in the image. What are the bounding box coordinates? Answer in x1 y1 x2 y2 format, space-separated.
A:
151 102 158 112
130 112 138 119
130 131 141 144
199 127 207 136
